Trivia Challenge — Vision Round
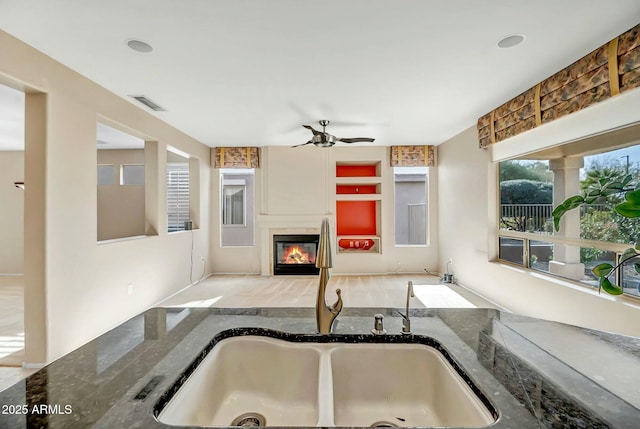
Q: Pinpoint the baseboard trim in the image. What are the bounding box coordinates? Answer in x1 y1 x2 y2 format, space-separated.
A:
22 362 45 369
152 273 213 307
453 280 511 312
0 273 24 277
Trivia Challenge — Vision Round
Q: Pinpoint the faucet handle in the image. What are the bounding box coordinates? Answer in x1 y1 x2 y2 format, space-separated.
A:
330 288 343 315
371 313 387 335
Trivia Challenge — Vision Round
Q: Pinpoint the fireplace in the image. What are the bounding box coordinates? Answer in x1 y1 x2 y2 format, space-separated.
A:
273 234 320 276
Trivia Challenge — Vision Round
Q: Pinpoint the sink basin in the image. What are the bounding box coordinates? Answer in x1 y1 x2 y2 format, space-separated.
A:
331 344 495 427
157 331 497 427
158 335 322 426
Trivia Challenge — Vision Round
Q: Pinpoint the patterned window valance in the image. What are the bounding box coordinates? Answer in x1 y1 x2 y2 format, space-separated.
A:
477 23 640 148
389 145 435 167
214 147 260 168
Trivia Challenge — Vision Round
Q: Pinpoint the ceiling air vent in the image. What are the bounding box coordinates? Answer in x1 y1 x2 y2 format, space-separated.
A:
129 95 166 111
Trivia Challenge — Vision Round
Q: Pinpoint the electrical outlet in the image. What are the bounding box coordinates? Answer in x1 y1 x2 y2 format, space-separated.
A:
127 283 134 295
448 258 453 264
200 257 205 262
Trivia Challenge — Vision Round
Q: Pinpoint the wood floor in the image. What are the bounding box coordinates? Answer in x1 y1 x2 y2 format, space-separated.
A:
0 273 497 392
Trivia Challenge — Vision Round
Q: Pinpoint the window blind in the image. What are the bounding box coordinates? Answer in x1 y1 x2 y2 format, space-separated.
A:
167 162 190 232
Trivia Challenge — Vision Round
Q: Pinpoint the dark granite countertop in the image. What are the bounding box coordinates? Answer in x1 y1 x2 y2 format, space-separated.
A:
1 307 639 428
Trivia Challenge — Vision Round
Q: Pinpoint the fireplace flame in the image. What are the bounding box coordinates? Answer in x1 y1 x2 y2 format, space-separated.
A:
286 246 307 264
281 245 317 264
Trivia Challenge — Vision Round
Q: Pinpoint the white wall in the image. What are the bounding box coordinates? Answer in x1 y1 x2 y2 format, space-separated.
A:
0 30 211 363
210 145 439 276
437 125 640 337
0 151 24 274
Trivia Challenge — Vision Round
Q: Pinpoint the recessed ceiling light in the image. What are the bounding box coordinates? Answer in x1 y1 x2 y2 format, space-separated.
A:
126 39 153 53
497 34 525 49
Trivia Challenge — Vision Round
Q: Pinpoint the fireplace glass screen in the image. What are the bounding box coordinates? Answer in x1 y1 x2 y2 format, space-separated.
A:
273 235 320 275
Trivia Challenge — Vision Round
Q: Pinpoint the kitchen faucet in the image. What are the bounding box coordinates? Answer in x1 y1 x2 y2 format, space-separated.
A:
398 280 414 334
316 218 343 334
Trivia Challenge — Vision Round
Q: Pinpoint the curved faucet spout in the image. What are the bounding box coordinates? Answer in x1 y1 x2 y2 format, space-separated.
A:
316 218 343 334
401 281 414 334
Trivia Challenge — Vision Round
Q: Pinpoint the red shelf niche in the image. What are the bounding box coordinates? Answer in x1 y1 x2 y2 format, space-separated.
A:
336 201 377 235
336 164 377 177
336 185 377 194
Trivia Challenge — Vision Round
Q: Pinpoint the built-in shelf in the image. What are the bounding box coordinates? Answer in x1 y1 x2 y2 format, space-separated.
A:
335 162 382 253
335 176 381 185
335 194 382 201
336 236 380 253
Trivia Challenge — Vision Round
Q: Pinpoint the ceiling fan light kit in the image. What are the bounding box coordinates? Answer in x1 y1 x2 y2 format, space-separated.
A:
293 120 375 148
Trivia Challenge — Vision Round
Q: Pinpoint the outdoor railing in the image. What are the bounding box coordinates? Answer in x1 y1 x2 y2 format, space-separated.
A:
500 204 613 233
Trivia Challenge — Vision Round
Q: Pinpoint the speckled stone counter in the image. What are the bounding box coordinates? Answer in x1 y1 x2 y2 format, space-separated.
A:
1 307 639 428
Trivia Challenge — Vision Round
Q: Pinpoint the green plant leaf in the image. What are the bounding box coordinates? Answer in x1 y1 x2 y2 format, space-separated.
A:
599 277 623 295
599 178 608 186
587 189 601 197
620 248 639 263
563 195 585 209
624 189 640 205
592 263 614 277
602 188 623 196
615 201 640 218
635 263 640 274
552 196 585 231
552 205 566 231
605 181 624 191
622 174 634 187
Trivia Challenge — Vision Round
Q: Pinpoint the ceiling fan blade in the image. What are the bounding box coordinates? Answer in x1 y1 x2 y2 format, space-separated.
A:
338 137 376 143
302 124 322 136
291 140 314 148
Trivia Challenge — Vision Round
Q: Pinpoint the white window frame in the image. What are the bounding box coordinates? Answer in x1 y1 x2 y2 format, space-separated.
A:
393 166 429 247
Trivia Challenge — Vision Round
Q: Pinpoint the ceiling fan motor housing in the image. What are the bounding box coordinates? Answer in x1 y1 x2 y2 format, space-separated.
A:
312 133 337 147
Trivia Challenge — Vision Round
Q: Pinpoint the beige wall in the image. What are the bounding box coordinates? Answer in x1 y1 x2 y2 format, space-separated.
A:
0 151 24 274
210 146 439 276
97 149 145 241
437 122 640 337
0 30 211 363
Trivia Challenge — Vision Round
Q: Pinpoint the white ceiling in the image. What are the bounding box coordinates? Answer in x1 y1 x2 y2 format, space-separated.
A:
1 0 640 150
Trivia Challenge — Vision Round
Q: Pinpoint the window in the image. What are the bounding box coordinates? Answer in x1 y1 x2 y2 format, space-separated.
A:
222 182 245 226
167 162 190 232
121 164 144 185
394 167 428 245
221 169 254 247
97 164 115 185
497 132 640 298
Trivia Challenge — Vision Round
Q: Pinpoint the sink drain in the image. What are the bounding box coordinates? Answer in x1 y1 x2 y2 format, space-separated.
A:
231 412 266 427
371 421 399 428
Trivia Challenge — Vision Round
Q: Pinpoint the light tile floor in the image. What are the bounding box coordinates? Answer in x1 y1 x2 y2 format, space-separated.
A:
0 276 37 392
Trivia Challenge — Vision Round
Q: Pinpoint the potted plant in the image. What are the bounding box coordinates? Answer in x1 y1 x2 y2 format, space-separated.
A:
552 173 640 295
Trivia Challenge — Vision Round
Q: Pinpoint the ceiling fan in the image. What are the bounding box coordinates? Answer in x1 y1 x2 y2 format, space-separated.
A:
293 120 375 148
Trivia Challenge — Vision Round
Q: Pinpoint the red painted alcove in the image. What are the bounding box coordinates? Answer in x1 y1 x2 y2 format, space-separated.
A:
336 201 377 235
336 164 377 177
